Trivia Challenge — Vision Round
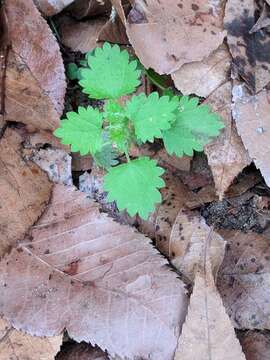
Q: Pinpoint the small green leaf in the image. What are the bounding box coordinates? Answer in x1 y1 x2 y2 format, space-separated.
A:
104 157 165 219
162 96 224 157
94 144 119 169
79 42 141 99
54 106 104 156
66 63 79 80
126 92 179 143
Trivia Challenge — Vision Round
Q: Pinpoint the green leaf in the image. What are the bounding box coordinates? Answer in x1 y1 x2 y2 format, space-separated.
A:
126 92 179 143
79 42 141 99
66 63 79 80
104 157 165 219
93 143 119 169
54 106 104 156
162 96 224 157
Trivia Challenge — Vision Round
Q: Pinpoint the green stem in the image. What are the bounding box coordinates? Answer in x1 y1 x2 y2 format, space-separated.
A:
124 150 130 162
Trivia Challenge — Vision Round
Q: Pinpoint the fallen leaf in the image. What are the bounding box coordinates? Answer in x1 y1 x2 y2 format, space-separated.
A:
0 318 62 360
204 82 251 199
72 153 93 172
239 331 270 360
1 0 66 131
172 44 231 97
31 148 73 185
98 7 129 45
34 0 74 15
0 128 52 257
59 16 106 53
121 0 226 74
174 270 246 360
0 185 188 360
68 0 111 19
154 149 191 172
24 130 70 152
249 4 270 34
217 230 270 329
232 84 270 187
169 210 226 282
56 342 108 360
224 0 270 93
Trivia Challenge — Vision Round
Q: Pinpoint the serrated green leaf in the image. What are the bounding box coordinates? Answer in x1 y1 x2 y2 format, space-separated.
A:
54 106 104 156
162 96 224 157
104 100 127 124
126 92 179 143
104 157 165 219
94 144 119 169
79 42 141 99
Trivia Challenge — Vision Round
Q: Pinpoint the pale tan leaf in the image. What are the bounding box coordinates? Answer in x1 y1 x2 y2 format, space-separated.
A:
34 0 74 15
0 318 62 360
224 0 270 93
1 0 66 131
217 230 270 329
174 270 246 360
0 128 52 257
172 44 231 97
239 331 270 360
56 342 108 360
59 16 106 53
123 0 226 74
204 82 251 199
0 185 188 360
232 84 270 187
169 210 225 282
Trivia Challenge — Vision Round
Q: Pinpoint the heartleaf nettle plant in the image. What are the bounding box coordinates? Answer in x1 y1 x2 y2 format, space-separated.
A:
54 43 224 219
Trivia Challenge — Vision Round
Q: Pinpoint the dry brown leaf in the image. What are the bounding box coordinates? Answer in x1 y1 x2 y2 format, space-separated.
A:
239 331 270 360
204 82 251 199
0 185 188 360
1 0 66 131
24 130 70 152
154 149 191 172
217 230 270 329
56 342 108 360
169 210 225 282
120 0 226 74
224 0 270 93
172 44 231 97
0 318 62 360
174 270 246 360
98 7 129 45
59 16 106 53
68 0 111 19
72 153 93 172
232 84 270 187
249 4 270 33
0 128 52 257
34 0 74 15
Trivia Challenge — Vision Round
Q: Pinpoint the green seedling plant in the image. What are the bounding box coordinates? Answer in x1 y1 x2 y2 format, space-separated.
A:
54 43 224 219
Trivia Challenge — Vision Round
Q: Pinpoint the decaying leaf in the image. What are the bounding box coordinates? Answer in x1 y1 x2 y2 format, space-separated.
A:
0 318 62 360
169 210 226 282
59 16 106 53
34 0 74 15
154 149 191 172
0 185 188 360
1 0 66 131
217 230 270 329
98 8 129 45
204 82 250 199
232 84 270 187
224 0 270 93
68 0 111 19
249 4 270 34
0 128 52 257
239 331 270 360
121 0 226 74
56 342 108 360
172 44 231 97
174 270 246 360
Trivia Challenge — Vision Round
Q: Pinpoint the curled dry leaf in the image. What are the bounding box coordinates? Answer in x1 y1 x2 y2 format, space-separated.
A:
0 318 62 360
1 0 66 131
68 0 111 19
59 16 106 53
217 230 270 329
232 84 270 187
172 44 231 98
174 269 246 360
169 210 226 282
34 0 74 15
120 0 226 74
204 82 250 199
224 0 270 93
56 342 108 360
0 185 188 360
239 331 270 360
0 128 52 257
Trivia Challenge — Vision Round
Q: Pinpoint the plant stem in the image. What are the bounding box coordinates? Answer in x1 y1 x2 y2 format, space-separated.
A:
124 150 130 162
